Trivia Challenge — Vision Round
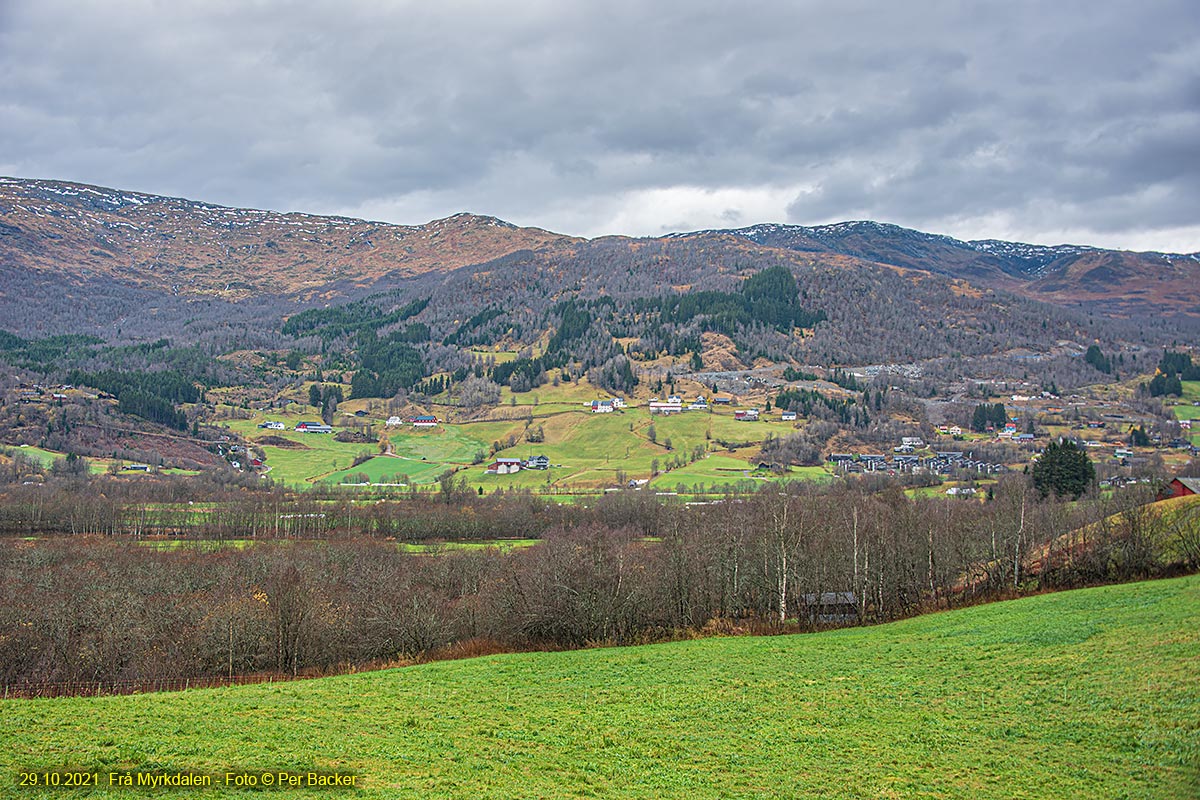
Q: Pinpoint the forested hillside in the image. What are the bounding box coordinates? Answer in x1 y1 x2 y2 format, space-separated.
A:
2 176 1198 486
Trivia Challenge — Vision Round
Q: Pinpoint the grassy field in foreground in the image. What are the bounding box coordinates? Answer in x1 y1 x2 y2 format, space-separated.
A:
2 577 1198 799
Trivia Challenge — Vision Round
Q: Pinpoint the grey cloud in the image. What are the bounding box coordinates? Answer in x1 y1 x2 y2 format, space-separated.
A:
1 0 1198 249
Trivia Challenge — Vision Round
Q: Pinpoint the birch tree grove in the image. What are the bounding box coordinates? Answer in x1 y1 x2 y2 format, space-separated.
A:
0 475 1192 688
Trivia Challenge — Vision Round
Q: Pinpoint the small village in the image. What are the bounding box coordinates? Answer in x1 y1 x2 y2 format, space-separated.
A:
5 359 1198 496
162 360 1198 495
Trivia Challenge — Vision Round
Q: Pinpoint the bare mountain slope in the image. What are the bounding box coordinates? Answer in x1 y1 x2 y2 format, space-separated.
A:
698 220 1200 316
0 178 576 299
2 177 1198 324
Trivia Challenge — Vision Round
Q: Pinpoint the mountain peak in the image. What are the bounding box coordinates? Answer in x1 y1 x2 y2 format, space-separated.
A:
679 217 1200 315
2 175 1198 316
0 177 572 298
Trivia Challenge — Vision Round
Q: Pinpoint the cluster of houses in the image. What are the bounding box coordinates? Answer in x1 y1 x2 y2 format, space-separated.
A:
996 422 1036 443
828 451 1008 476
15 383 107 404
273 415 444 436
649 396 683 414
589 397 628 413
587 395 792 422
262 411 448 434
936 421 1039 444
293 421 333 434
385 414 439 428
485 454 550 474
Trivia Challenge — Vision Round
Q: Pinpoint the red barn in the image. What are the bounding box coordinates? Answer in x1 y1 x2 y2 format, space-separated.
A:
1162 477 1200 500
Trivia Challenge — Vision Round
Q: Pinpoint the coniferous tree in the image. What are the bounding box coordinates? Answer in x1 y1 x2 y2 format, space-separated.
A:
1084 345 1112 374
1031 439 1094 499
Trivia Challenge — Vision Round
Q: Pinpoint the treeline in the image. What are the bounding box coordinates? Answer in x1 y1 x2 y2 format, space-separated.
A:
281 295 429 340
0 475 571 540
545 298 606 353
482 299 629 394
1 479 1193 688
7 225 1189 400
826 367 861 391
971 402 1009 432
269 245 1162 407
1085 344 1113 374
66 369 202 404
442 307 505 346
782 366 818 382
0 330 242 433
350 332 426 399
491 353 560 392
0 330 234 382
1147 350 1200 397
67 369 204 431
774 387 869 427
0 332 105 370
1159 350 1200 380
632 265 825 336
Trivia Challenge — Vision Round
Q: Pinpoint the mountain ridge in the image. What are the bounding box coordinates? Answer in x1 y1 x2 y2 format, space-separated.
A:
680 218 1200 316
690 218 1200 268
2 176 1198 317
0 177 577 299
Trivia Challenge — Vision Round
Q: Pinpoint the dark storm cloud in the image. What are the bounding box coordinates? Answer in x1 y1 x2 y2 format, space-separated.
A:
1 0 1197 250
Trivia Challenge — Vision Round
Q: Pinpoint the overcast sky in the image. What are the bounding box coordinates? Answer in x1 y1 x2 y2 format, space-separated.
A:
2 1 1198 251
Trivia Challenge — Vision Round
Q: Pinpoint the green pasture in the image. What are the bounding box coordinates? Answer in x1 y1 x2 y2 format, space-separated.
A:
3 445 152 475
470 407 790 489
135 539 253 551
236 400 871 492
649 453 758 489
780 465 831 482
1171 403 1200 422
500 376 614 407
7 445 66 467
422 420 523 458
464 410 659 488
327 423 523 486
904 481 996 500
646 457 830 491
397 539 541 554
2 576 1197 798
1166 388 1200 446
326 456 444 486
467 348 520 364
226 420 380 486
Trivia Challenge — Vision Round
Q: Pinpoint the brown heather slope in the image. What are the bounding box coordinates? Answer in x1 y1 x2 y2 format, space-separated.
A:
1026 249 1200 316
3 176 1199 319
0 178 577 299
705 220 1200 317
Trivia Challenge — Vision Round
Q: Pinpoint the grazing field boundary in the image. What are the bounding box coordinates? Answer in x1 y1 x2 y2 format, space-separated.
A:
1 575 1197 799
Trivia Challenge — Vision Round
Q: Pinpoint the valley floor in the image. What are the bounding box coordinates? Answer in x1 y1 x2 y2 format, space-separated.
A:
1 576 1197 798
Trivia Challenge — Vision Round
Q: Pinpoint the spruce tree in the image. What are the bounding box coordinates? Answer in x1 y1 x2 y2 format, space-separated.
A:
1031 439 1094 499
